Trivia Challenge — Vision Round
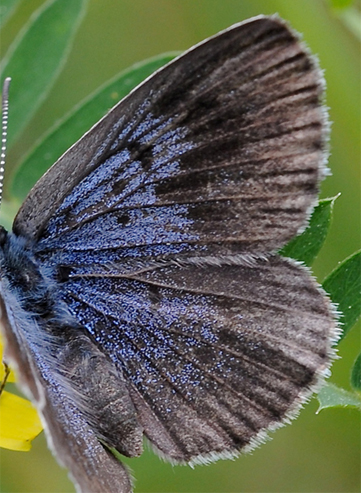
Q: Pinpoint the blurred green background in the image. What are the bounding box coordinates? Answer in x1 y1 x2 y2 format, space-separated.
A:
0 0 360 492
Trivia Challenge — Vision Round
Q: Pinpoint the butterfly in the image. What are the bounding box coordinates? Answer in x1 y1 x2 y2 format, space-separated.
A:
0 15 336 493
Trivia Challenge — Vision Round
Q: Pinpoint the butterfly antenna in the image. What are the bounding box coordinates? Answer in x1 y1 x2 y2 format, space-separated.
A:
0 77 11 207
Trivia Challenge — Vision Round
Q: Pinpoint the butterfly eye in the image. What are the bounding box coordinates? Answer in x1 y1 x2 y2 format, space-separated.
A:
13 266 38 292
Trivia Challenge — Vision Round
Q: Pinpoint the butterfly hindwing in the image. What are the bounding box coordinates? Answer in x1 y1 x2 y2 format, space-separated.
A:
0 280 134 493
54 254 334 463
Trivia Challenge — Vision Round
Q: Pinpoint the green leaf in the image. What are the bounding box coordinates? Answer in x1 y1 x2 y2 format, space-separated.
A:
11 53 178 201
0 198 20 231
0 0 20 29
279 197 337 266
351 353 361 390
326 0 361 40
0 0 87 149
323 250 361 341
317 382 361 412
338 7 361 41
327 0 353 8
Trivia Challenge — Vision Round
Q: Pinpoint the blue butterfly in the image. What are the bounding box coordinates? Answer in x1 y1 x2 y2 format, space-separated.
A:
0 16 336 493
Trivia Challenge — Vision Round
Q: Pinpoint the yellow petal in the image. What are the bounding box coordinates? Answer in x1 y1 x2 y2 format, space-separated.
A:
0 390 43 451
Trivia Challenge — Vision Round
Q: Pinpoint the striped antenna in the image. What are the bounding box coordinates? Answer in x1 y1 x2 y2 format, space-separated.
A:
0 77 11 206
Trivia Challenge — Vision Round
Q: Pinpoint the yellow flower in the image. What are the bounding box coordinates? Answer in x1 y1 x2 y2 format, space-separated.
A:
0 334 43 451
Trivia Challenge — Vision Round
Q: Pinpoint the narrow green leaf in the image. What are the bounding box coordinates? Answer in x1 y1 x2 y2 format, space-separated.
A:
323 250 361 341
0 0 87 149
11 53 178 201
351 353 361 390
0 0 20 29
0 198 20 231
280 197 337 266
338 7 361 41
327 0 353 8
317 382 361 412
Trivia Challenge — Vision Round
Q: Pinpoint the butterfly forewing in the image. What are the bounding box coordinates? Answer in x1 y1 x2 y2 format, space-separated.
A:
1 15 335 493
14 15 326 258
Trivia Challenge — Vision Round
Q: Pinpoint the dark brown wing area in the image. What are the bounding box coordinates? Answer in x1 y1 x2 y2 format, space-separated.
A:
15 15 327 259
57 255 335 463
